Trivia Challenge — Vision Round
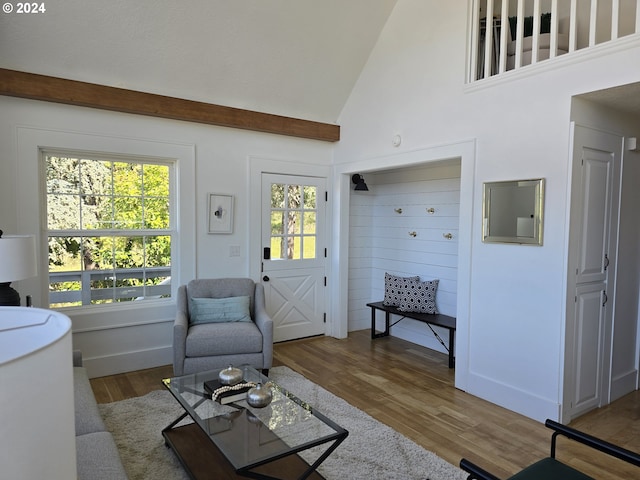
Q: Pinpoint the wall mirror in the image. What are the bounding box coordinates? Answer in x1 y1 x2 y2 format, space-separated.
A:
482 178 544 245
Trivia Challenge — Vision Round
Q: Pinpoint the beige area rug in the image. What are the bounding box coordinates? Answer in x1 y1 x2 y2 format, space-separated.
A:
98 366 467 480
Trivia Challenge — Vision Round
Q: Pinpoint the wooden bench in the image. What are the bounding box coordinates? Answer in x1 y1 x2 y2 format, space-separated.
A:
367 301 457 368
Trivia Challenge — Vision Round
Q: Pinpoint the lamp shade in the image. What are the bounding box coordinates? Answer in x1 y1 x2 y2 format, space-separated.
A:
0 234 37 282
0 307 77 479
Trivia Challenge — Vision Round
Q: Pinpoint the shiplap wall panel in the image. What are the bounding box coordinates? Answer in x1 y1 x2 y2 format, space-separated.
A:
348 161 461 356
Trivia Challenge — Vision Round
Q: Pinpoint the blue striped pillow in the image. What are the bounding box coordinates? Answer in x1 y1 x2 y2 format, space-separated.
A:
189 296 252 324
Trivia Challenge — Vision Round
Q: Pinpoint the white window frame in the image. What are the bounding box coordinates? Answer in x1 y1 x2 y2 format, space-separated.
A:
15 127 196 321
42 150 176 308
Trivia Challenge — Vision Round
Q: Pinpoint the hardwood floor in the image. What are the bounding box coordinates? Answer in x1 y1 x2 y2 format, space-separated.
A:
91 330 639 479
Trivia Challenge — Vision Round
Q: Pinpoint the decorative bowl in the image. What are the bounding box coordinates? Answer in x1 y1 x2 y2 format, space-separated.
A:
246 383 273 408
218 365 244 386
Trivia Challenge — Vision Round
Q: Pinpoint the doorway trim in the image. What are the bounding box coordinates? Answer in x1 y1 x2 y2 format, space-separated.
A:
332 139 476 390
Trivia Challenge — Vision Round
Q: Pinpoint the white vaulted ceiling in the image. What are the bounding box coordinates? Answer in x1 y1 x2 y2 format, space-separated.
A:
0 0 398 123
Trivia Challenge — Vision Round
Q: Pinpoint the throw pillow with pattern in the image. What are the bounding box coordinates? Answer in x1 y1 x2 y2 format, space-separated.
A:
398 279 439 314
383 273 420 307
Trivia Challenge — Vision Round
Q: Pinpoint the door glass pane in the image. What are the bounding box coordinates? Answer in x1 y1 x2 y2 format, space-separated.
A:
290 236 301 260
271 211 284 235
303 186 316 208
290 212 301 234
287 185 301 209
303 212 316 234
303 236 316 259
271 184 285 208
269 182 318 261
284 236 296 260
270 236 285 259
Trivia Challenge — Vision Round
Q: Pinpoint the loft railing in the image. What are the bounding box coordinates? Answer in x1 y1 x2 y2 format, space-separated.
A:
470 0 640 82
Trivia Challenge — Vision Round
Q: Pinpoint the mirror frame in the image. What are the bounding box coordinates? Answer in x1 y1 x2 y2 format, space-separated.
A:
482 178 545 245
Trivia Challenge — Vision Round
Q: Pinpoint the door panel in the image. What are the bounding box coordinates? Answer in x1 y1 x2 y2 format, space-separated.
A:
576 149 613 284
572 283 606 416
262 270 324 340
261 174 326 342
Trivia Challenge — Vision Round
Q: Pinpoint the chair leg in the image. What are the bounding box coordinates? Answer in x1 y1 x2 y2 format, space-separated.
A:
262 369 269 377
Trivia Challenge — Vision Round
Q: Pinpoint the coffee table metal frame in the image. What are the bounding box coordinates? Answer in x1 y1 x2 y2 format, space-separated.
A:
162 366 348 480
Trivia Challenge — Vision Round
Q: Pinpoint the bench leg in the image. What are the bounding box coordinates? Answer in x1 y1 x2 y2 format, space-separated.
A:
384 311 390 336
448 330 455 368
371 308 391 339
370 307 376 339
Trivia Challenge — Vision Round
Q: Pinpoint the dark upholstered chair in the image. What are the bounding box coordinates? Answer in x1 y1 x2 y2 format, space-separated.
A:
173 278 273 376
460 419 640 480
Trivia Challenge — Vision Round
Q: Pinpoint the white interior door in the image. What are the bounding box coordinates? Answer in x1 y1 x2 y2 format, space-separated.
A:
565 125 621 421
261 174 327 342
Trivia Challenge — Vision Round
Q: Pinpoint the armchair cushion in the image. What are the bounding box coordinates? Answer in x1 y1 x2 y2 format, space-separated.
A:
189 296 252 324
186 321 263 357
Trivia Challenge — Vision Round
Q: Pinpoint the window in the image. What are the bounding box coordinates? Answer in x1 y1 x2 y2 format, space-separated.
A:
269 183 317 260
44 153 174 307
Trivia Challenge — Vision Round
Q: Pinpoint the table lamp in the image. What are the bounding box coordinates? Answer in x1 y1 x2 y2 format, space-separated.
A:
0 230 37 306
0 307 76 479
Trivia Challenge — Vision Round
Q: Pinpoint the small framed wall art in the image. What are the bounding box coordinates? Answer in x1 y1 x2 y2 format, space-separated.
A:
208 194 234 234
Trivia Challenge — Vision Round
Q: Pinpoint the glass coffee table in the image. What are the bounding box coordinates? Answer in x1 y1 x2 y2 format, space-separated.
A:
162 366 348 480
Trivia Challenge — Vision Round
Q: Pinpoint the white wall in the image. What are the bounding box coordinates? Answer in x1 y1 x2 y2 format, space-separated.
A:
334 0 640 421
0 96 333 377
348 162 461 356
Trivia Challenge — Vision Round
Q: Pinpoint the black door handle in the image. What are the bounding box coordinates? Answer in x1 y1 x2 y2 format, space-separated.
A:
263 276 270 282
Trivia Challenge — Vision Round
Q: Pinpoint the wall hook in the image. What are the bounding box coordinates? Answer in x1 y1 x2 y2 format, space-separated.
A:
409 231 417 237
426 207 435 214
395 208 403 214
443 233 453 240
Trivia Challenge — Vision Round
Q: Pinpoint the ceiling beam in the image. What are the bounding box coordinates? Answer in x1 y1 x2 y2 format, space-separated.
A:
0 69 340 142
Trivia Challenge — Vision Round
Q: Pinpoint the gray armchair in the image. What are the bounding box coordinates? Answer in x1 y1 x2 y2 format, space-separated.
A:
173 278 273 376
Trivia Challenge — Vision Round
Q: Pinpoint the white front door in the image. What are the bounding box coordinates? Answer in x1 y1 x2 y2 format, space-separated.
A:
261 174 327 342
565 125 621 420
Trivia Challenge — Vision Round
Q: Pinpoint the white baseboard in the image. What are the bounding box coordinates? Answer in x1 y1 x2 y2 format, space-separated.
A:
348 317 370 332
83 346 173 378
610 369 638 402
466 371 561 423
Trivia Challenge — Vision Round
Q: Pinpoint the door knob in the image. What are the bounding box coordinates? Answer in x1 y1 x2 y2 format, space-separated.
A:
263 276 270 282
